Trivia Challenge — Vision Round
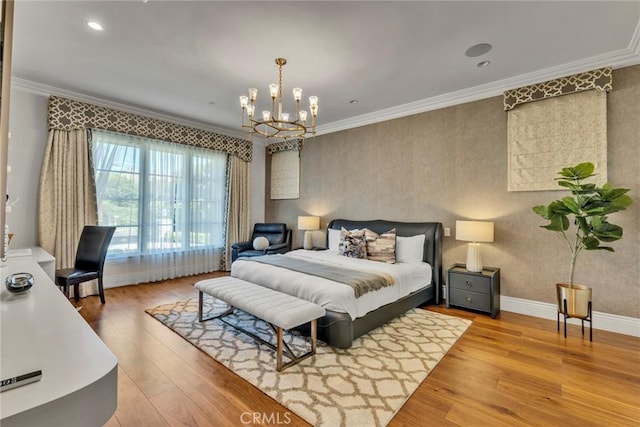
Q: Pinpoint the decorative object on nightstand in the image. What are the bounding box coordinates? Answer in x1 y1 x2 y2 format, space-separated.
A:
447 264 500 318
533 162 633 342
298 216 320 250
455 220 494 273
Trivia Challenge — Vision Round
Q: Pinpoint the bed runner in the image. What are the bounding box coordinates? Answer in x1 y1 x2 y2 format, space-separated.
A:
245 255 395 298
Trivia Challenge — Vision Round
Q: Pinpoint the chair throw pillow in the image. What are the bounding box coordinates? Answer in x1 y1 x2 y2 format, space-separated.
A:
364 228 396 263
253 236 270 250
339 227 367 259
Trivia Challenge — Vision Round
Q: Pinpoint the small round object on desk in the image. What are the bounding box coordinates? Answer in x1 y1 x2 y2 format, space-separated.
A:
5 272 35 294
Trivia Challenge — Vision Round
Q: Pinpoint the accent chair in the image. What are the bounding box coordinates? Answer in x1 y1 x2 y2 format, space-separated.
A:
231 223 292 263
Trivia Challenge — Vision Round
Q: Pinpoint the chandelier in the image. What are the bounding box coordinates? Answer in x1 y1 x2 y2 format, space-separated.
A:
239 58 318 141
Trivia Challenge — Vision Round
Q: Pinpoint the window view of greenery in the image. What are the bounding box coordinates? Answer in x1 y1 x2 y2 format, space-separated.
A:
92 130 227 256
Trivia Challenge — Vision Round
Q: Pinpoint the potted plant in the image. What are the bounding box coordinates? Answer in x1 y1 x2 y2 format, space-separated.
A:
532 162 633 319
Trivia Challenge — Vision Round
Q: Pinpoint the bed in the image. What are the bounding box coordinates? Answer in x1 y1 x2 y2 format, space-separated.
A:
230 219 443 348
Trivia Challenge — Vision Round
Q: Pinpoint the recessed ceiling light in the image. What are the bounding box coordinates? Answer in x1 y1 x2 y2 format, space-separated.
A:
477 60 491 68
349 100 358 105
87 21 103 31
465 43 492 57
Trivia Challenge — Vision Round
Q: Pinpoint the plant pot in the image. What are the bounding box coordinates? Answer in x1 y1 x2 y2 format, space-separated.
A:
556 283 592 318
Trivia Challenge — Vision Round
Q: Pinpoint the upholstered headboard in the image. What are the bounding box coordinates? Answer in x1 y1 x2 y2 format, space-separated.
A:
326 219 443 304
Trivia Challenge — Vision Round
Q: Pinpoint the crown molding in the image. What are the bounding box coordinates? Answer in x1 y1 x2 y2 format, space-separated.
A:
316 37 640 136
11 77 248 140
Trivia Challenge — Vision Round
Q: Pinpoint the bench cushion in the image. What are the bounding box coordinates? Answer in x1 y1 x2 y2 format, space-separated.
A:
196 277 326 330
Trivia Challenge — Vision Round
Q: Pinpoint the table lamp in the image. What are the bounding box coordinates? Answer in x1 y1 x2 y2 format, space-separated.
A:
455 220 494 272
298 216 320 250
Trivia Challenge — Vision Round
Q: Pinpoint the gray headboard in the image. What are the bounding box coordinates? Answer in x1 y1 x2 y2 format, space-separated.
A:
326 219 443 304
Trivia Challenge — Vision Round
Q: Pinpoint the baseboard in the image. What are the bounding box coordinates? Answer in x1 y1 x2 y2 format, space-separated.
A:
500 295 640 338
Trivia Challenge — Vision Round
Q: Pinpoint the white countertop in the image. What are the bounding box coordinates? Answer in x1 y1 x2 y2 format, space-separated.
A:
0 257 118 426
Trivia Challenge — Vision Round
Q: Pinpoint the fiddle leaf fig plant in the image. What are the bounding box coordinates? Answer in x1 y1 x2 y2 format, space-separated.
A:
532 162 633 287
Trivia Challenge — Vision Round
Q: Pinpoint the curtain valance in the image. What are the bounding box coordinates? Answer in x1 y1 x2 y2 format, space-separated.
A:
266 139 303 155
503 67 612 111
48 95 253 162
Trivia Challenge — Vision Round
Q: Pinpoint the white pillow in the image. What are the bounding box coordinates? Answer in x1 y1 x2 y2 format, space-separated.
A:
327 228 341 253
253 236 269 250
395 234 425 263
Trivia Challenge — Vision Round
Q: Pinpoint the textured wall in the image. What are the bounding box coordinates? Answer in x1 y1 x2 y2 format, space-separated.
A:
266 65 639 318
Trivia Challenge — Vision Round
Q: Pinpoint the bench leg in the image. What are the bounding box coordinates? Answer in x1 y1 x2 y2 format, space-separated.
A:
276 319 318 372
277 327 284 371
311 318 317 353
198 291 234 322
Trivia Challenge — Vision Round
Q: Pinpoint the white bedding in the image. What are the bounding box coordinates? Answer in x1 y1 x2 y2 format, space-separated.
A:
230 250 432 319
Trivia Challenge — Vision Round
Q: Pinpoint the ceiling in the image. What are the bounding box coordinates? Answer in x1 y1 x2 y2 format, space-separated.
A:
11 1 640 139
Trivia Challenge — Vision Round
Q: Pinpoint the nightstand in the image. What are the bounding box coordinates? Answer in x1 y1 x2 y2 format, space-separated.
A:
446 263 500 318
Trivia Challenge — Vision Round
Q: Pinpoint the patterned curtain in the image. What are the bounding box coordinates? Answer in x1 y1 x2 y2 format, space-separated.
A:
223 155 251 270
38 129 99 296
42 96 255 288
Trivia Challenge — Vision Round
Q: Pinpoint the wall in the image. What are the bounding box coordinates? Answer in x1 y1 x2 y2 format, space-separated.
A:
6 89 48 247
266 65 640 318
7 88 266 277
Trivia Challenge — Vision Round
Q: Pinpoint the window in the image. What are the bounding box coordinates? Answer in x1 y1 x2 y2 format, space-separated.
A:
92 129 227 256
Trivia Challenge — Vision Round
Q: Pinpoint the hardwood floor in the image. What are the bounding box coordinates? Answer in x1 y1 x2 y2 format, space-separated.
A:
76 273 640 427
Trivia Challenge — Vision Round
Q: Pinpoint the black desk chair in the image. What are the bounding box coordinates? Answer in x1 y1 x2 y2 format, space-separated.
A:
55 226 116 304
231 223 292 263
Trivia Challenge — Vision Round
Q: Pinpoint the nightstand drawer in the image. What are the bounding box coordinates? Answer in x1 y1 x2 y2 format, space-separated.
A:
449 273 491 294
449 288 491 312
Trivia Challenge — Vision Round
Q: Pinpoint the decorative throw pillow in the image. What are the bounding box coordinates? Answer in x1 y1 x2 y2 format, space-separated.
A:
253 236 269 250
364 228 396 263
339 227 367 258
338 227 361 254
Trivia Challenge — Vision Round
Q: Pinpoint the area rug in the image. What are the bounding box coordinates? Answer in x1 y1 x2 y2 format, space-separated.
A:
146 298 471 426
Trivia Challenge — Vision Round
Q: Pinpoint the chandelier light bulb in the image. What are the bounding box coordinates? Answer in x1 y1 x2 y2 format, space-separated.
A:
246 104 255 117
248 88 258 102
293 87 303 101
262 111 271 121
281 113 290 122
308 96 318 107
239 95 248 108
269 84 279 98
299 110 308 122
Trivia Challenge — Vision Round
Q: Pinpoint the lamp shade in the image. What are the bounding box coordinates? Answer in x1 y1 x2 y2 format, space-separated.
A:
297 216 320 231
456 220 494 243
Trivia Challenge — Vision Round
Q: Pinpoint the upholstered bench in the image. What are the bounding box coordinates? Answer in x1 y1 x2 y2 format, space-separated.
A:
195 276 326 371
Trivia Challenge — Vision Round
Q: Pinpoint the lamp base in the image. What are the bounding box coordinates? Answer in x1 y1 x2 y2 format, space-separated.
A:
466 243 483 272
303 231 313 250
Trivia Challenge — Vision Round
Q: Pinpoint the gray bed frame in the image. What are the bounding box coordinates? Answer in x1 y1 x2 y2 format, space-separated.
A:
307 219 443 349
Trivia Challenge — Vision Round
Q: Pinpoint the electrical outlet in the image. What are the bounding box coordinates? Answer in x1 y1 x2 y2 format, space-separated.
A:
444 227 451 237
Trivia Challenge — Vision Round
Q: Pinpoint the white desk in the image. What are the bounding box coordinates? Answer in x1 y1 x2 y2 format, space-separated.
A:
0 257 118 426
6 247 56 281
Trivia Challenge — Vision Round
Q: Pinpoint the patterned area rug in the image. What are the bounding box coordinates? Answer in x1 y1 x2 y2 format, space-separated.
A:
146 298 471 426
